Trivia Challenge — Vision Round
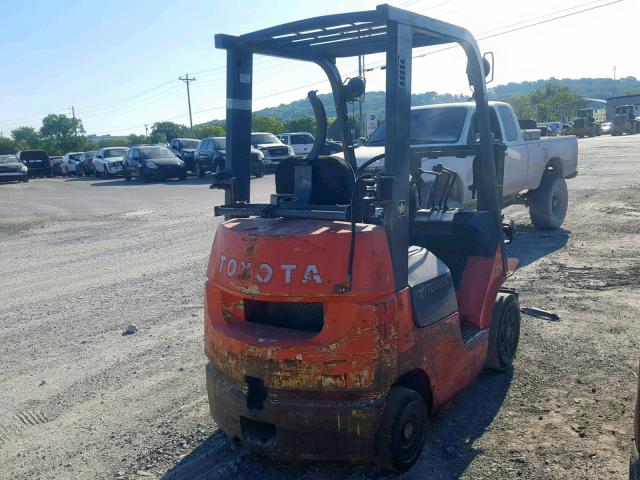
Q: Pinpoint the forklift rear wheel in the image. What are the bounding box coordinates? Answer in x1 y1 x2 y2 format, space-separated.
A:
486 292 521 371
375 386 428 472
528 175 568 230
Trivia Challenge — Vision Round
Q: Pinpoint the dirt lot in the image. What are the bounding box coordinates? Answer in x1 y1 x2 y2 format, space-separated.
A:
1 134 639 480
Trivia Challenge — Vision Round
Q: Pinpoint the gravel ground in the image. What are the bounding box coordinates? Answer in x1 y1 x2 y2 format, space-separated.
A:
1 134 639 480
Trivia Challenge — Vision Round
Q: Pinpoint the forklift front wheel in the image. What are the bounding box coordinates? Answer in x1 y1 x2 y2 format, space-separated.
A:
374 386 428 472
486 292 521 371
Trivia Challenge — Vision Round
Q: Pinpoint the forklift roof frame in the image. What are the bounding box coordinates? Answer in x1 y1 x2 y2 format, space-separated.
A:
214 3 502 291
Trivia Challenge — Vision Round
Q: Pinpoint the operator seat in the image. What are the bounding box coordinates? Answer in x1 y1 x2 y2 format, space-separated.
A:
410 210 500 288
275 156 354 205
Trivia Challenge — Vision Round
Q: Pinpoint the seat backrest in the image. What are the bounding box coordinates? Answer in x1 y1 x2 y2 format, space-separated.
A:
411 210 500 287
310 156 354 205
276 156 354 205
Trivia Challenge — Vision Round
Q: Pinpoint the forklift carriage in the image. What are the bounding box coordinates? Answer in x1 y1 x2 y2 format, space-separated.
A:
205 4 520 471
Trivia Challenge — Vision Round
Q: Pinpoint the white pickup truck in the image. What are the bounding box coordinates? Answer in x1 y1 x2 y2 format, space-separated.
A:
356 101 578 229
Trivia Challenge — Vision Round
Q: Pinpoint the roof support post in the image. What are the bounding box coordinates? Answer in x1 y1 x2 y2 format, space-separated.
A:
384 21 412 291
225 48 253 204
317 60 357 171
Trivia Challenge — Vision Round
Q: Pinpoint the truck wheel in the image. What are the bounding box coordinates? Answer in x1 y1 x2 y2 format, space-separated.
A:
375 386 428 472
528 175 568 230
486 292 521 371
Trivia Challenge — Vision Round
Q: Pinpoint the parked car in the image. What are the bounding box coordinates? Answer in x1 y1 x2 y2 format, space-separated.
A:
78 150 97 176
16 150 51 178
92 147 128 178
277 132 344 156
169 138 200 171
50 156 64 176
0 154 29 182
321 139 344 155
123 145 186 181
60 152 84 176
251 132 293 167
601 122 612 135
193 137 265 178
545 122 562 136
355 101 578 229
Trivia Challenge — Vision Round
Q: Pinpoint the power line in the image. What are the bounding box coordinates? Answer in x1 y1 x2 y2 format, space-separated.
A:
5 0 622 135
364 0 622 71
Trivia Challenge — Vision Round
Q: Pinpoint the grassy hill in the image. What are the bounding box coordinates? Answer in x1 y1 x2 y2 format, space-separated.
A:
253 76 640 121
194 77 640 128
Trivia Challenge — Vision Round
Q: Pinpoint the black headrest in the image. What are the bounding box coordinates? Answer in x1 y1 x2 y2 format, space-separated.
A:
310 156 354 205
275 156 354 205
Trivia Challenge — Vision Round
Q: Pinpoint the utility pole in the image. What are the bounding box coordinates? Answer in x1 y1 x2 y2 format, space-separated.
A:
144 124 149 139
613 65 617 97
358 55 365 138
179 74 196 134
71 106 79 150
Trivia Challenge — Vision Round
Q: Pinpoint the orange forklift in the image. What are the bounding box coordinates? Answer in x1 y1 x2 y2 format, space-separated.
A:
204 4 520 471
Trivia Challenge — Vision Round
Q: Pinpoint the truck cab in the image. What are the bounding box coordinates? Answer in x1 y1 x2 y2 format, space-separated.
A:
357 101 578 228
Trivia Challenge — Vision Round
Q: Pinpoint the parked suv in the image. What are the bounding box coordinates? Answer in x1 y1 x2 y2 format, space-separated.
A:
16 150 51 178
278 132 344 156
60 152 84 176
78 150 97 176
93 147 128 178
50 156 64 176
251 132 293 167
123 145 186 181
194 137 264 178
277 132 315 156
170 138 199 171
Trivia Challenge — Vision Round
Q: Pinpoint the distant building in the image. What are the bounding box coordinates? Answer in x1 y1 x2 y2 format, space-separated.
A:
86 134 128 143
605 94 640 121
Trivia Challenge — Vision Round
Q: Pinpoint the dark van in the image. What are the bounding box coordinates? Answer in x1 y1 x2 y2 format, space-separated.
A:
16 150 52 178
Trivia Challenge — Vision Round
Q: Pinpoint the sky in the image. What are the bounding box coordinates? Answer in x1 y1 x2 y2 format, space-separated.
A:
1 0 638 136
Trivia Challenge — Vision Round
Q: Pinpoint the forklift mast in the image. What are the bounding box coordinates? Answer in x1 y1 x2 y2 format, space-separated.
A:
214 3 501 291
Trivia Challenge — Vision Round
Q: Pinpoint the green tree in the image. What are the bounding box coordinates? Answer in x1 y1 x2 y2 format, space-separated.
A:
11 126 40 150
0 136 16 154
82 140 99 151
284 116 316 133
127 134 147 146
505 83 579 122
251 115 284 134
193 124 225 139
327 115 360 141
40 114 85 152
150 121 185 144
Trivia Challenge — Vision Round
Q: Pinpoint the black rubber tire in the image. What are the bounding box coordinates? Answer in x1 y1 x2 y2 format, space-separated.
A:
486 292 521 371
104 166 110 179
23 176 29 183
123 168 130 182
195 162 205 178
140 167 148 182
93 166 100 177
374 386 428 472
528 175 568 230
